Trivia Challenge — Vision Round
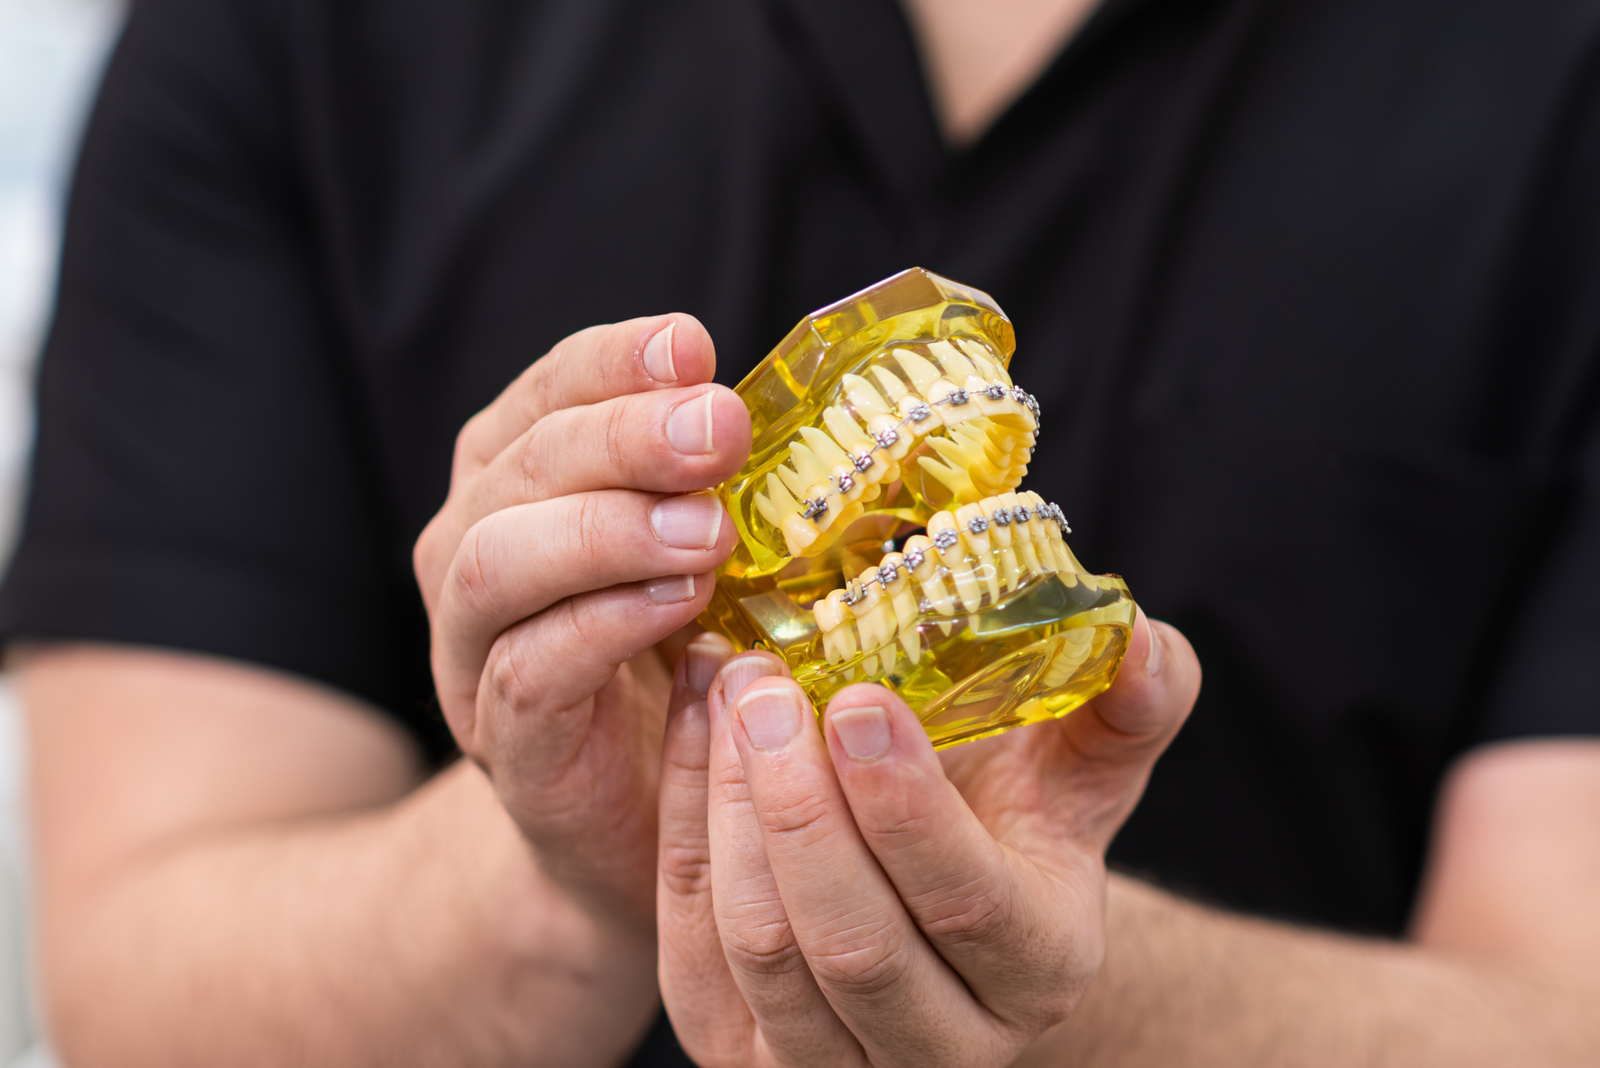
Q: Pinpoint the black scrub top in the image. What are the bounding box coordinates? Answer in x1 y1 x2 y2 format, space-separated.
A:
5 0 1600 1062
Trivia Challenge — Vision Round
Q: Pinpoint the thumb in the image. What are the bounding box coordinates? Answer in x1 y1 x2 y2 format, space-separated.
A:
1053 608 1200 843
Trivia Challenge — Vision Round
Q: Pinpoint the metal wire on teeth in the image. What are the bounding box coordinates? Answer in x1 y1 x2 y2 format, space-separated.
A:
838 501 1070 606
796 383 1041 522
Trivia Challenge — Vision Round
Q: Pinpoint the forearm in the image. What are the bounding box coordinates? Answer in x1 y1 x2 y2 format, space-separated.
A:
1018 874 1600 1067
45 763 660 1068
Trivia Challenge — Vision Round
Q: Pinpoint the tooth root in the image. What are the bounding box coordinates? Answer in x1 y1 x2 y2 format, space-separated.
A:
919 456 978 501
869 366 910 404
800 427 851 471
754 491 782 528
823 406 875 452
776 462 809 501
952 564 984 613
926 340 977 380
789 442 830 489
954 339 1012 386
894 349 944 393
842 373 892 418
890 586 921 662
997 546 1021 593
898 624 922 665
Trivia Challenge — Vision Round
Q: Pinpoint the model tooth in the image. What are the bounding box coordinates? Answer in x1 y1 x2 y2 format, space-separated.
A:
903 535 938 580
788 442 830 489
800 427 851 471
954 339 1012 387
927 339 978 380
842 373 892 418
929 512 983 612
998 490 1041 574
967 375 1007 417
896 393 943 435
775 461 809 502
978 495 1022 593
955 503 1000 604
814 587 848 631
893 349 943 392
904 533 957 620
918 455 978 501
955 503 992 555
869 366 910 404
823 405 874 452
782 513 820 557
754 490 780 528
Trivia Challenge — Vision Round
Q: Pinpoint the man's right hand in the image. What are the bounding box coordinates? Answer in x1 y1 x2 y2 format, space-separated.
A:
412 314 750 930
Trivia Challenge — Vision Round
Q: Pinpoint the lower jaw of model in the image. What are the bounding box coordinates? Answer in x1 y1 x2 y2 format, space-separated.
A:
699 268 1136 750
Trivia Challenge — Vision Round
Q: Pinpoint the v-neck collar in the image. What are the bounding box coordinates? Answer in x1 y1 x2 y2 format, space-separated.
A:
760 0 1169 210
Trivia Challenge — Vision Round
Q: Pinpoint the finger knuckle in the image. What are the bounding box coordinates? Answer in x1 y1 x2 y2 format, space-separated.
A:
804 924 912 1001
721 921 808 979
916 881 1014 951
757 790 836 843
658 839 713 897
512 426 553 499
601 401 632 477
569 495 608 571
451 523 501 616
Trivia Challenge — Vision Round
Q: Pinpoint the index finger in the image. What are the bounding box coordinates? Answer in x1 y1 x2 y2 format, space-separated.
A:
455 313 716 479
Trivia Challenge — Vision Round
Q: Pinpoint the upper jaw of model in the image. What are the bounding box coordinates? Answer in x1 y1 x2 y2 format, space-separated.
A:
699 268 1136 749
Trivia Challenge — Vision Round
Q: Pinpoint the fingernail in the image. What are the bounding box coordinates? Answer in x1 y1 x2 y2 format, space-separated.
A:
832 705 891 762
666 392 715 455
643 322 677 384
717 654 784 706
646 574 696 605
737 685 803 751
686 634 733 694
650 492 723 550
1143 613 1164 677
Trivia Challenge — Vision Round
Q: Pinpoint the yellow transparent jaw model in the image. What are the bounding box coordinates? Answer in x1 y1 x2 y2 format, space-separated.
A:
698 268 1137 749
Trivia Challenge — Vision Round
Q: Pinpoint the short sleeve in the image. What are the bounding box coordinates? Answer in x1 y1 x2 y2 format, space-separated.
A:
0 0 447 758
1474 47 1600 748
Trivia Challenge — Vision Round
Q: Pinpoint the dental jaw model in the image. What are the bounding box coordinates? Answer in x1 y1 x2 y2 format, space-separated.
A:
699 268 1137 749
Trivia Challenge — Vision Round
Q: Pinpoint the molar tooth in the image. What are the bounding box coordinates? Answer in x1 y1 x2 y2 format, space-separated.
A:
842 374 892 418
814 588 848 630
782 513 821 557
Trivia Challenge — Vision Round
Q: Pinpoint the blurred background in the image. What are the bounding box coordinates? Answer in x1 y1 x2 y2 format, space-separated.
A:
0 0 125 1062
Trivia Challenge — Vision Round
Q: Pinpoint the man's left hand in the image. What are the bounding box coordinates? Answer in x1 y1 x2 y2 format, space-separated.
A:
657 609 1200 1068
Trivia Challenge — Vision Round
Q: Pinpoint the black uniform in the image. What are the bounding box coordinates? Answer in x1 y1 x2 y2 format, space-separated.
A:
5 0 1600 1061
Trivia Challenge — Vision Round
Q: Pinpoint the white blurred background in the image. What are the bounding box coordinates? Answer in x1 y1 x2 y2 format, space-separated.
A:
0 0 125 1062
